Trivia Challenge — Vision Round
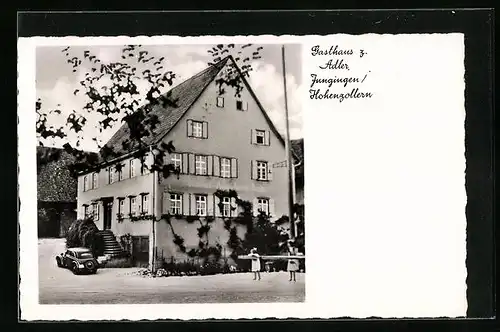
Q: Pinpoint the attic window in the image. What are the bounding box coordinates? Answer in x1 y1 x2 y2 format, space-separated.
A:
236 100 248 111
216 97 224 108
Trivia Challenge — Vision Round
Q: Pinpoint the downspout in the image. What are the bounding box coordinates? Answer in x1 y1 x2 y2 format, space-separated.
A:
150 146 157 274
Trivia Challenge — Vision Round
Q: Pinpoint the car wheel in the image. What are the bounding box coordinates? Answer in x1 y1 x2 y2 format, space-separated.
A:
72 264 80 275
56 257 62 267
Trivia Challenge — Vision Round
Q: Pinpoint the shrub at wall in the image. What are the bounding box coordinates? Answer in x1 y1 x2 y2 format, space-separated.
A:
65 218 104 256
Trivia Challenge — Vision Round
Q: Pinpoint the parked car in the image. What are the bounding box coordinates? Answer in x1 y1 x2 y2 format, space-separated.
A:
56 247 99 275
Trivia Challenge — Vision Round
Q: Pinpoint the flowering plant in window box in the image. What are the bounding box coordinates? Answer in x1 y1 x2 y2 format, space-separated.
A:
116 213 125 223
130 212 155 222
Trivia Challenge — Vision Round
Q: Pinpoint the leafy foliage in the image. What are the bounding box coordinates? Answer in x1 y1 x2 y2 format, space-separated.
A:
65 218 104 256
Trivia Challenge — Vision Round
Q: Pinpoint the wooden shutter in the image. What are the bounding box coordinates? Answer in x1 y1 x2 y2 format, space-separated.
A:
202 122 208 139
269 199 276 219
231 158 238 178
181 153 189 174
162 192 170 214
190 194 197 216
207 155 213 176
182 194 189 216
251 160 258 180
243 101 248 111
265 130 271 146
186 119 193 137
188 154 195 174
252 198 259 217
250 129 256 144
267 163 273 181
213 194 221 217
213 156 220 177
207 194 214 216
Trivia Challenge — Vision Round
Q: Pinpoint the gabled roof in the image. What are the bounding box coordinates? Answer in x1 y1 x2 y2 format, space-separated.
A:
101 55 287 159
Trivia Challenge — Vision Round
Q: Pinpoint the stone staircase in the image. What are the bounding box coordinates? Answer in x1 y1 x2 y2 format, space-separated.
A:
98 230 125 258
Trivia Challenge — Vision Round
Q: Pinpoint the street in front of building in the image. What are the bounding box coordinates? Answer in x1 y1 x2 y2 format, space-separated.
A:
38 238 305 304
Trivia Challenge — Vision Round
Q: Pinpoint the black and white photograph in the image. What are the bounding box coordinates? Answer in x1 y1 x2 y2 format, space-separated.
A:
35 42 305 305
18 21 488 320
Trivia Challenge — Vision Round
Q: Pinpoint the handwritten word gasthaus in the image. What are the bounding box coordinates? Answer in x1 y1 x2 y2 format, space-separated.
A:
311 45 354 56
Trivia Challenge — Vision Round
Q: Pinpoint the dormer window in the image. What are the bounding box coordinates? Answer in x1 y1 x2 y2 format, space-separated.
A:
236 100 248 111
216 97 224 107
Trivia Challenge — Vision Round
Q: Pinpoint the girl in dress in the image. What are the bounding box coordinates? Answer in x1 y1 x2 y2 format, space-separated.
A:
287 240 299 282
248 248 261 280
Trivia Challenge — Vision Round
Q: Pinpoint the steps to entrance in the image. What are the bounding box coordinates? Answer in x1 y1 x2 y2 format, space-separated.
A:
97 230 125 258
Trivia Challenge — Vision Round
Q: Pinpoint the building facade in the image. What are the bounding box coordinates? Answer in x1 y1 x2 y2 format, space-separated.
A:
77 57 291 267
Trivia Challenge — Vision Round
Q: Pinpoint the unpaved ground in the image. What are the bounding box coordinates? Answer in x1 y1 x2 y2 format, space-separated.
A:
38 238 305 304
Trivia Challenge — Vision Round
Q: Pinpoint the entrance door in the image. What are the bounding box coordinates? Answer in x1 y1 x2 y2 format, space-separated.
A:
103 199 113 230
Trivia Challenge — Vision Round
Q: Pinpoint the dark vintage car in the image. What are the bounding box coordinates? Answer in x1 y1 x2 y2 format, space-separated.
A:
56 247 99 274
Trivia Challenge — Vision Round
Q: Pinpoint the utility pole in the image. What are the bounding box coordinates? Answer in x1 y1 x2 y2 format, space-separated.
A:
282 45 295 240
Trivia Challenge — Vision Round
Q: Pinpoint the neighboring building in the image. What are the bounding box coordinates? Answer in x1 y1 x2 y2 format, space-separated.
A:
291 138 304 205
37 147 79 237
77 56 292 267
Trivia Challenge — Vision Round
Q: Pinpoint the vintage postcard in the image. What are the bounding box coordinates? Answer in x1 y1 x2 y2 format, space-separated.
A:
19 34 467 320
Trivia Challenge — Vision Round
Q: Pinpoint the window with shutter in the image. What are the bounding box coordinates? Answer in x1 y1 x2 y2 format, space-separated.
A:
168 193 182 215
195 155 208 175
222 197 231 217
256 161 268 181
92 172 98 189
220 157 231 178
83 175 88 191
195 194 207 216
130 159 136 178
257 198 270 215
216 97 224 107
170 153 182 171
141 194 149 214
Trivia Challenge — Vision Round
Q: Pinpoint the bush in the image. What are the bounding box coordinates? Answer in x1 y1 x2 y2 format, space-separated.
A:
65 218 104 257
102 257 133 268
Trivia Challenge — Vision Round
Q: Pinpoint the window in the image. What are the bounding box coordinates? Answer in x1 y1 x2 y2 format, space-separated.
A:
257 161 268 180
195 195 207 216
130 159 136 178
83 175 88 191
216 97 224 107
195 155 207 175
220 157 231 178
192 121 203 138
236 100 248 111
141 195 149 214
257 198 269 215
255 130 265 145
118 198 125 215
83 205 89 218
92 172 98 189
222 197 231 217
130 197 137 216
92 203 99 221
116 165 124 181
187 119 207 138
171 153 182 171
170 193 182 215
106 167 112 184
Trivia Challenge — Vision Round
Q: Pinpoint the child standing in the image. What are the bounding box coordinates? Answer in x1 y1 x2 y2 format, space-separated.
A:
287 240 299 282
248 248 261 281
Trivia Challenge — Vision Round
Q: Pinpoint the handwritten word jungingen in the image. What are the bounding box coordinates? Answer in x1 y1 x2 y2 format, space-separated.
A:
310 73 365 88
311 45 354 56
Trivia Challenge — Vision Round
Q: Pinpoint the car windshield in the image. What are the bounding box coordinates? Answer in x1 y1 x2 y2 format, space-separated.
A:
77 252 93 258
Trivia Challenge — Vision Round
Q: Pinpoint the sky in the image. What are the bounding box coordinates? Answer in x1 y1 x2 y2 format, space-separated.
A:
36 43 303 152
